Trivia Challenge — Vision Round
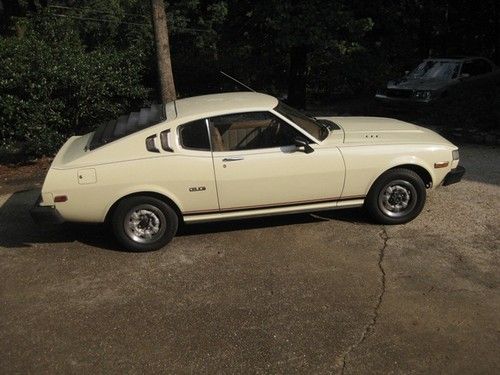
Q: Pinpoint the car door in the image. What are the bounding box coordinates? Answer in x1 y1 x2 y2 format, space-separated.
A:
173 119 220 214
459 59 494 87
208 111 345 210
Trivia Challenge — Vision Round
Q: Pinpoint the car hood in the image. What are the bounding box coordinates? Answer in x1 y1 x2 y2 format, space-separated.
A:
387 77 451 91
319 117 455 147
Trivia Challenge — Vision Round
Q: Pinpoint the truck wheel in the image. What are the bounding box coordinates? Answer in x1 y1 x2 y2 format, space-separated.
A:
365 168 426 225
112 196 178 252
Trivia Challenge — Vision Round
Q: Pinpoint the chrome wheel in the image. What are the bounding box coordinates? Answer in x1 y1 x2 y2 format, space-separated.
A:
378 179 417 218
124 204 166 244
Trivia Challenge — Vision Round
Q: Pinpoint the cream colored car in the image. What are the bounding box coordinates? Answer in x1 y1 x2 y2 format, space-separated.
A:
31 92 465 251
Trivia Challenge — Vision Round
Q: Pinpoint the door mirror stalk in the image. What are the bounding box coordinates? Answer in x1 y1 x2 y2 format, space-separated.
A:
294 137 314 154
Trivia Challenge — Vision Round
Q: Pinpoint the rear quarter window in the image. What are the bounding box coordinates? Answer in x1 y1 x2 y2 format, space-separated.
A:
178 120 210 151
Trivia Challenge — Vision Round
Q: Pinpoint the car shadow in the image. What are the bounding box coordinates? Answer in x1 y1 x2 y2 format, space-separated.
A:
0 189 120 251
0 189 371 252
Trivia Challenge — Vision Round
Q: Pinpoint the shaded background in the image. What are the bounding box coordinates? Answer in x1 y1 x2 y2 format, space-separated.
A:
0 0 499 158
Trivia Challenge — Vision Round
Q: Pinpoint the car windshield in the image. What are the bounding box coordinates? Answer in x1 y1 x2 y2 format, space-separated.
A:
274 102 328 141
408 60 461 80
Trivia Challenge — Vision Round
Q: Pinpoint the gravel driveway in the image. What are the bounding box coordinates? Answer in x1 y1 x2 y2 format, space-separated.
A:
0 144 498 374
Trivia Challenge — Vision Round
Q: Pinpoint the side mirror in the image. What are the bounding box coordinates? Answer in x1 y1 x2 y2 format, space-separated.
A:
294 137 314 154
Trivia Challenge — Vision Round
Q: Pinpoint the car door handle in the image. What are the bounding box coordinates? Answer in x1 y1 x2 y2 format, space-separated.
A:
222 157 244 162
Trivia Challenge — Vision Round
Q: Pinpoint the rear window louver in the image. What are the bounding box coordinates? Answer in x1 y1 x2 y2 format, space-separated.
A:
88 104 165 150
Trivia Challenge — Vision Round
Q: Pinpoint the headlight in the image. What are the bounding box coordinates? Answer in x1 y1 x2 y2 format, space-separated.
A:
452 149 459 160
413 90 432 100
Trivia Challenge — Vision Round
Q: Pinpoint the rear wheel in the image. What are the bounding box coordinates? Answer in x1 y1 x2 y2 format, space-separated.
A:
112 196 178 252
365 168 426 225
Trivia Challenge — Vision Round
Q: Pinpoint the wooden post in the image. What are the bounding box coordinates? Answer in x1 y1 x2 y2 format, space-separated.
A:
494 0 500 65
151 0 176 103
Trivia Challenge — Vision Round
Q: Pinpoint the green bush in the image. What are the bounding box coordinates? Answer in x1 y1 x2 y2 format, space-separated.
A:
0 17 151 157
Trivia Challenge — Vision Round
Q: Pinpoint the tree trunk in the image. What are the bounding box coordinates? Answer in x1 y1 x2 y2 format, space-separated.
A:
0 0 21 35
494 0 500 65
151 0 176 103
287 45 308 108
418 0 433 57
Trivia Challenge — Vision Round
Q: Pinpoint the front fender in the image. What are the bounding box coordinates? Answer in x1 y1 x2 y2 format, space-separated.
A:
340 144 452 197
372 155 435 188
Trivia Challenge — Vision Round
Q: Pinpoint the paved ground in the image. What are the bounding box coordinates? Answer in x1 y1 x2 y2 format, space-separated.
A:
0 145 499 374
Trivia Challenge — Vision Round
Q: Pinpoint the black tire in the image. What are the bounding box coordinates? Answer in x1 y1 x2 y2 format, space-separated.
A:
365 168 426 225
111 196 178 252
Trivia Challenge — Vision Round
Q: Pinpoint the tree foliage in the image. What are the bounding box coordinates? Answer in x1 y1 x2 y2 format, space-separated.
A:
0 0 498 158
0 12 151 155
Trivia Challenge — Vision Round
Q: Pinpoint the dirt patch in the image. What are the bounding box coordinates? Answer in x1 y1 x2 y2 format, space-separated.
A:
0 157 52 195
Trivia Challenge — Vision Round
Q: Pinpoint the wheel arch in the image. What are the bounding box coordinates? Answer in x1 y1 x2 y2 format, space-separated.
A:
368 163 434 194
389 164 433 188
105 191 183 223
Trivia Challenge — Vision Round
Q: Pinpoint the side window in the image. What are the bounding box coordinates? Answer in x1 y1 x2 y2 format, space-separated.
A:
462 60 492 77
209 112 302 152
461 61 474 76
476 59 493 75
178 119 210 151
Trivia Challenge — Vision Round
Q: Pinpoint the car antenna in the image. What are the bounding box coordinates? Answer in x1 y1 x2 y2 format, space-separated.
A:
220 71 256 92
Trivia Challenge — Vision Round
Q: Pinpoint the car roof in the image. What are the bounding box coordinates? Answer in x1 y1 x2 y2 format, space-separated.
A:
173 92 279 120
424 56 491 62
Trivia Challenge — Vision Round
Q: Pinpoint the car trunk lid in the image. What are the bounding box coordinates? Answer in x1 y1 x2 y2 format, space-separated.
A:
50 133 93 169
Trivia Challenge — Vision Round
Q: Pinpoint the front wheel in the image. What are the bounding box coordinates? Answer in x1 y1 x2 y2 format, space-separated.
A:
112 196 178 252
365 168 426 225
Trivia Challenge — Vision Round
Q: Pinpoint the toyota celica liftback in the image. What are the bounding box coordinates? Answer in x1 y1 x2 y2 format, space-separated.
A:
31 92 465 251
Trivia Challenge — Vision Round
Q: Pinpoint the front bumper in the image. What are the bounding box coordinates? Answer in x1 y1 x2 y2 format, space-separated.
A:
30 196 65 224
442 166 466 186
374 94 433 104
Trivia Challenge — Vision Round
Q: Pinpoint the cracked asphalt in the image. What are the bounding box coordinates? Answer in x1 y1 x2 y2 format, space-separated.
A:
0 145 499 374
